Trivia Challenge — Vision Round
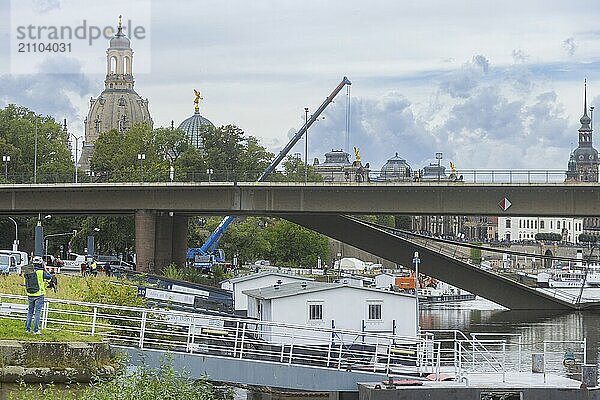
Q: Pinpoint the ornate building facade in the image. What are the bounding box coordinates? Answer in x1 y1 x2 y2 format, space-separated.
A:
79 16 153 171
565 80 600 237
566 80 599 182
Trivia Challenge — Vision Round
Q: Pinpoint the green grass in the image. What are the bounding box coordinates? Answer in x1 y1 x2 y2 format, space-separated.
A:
0 317 101 342
0 274 144 343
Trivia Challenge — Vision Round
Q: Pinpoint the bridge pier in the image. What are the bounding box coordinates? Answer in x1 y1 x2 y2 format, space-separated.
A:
135 210 188 273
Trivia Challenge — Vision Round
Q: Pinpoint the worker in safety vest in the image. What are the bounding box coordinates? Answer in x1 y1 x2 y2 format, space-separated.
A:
90 259 98 276
23 256 52 334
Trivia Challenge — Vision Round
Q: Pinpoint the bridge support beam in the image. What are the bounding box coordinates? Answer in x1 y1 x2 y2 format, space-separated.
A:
135 210 188 273
285 214 575 310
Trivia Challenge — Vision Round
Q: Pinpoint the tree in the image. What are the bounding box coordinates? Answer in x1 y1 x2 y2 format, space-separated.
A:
268 155 323 182
0 104 73 182
579 234 597 243
535 232 563 242
265 219 329 267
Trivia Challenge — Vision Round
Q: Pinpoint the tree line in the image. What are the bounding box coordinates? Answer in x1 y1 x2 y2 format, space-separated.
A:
0 104 327 267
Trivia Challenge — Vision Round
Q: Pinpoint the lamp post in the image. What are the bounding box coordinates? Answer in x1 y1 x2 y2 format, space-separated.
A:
412 251 421 336
304 107 309 183
7 217 18 251
206 168 214 183
86 227 100 258
2 155 10 180
70 134 83 183
435 152 443 182
137 153 146 182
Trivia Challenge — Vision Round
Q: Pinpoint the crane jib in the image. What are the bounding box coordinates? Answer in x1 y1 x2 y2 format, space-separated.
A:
258 76 351 182
191 77 352 264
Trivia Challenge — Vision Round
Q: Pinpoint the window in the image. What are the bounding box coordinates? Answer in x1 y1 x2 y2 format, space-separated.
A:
540 220 545 229
519 220 521 228
308 303 323 321
367 303 382 320
506 219 511 228
557 221 560 229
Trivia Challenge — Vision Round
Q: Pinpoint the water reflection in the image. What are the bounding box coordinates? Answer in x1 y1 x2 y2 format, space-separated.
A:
421 298 600 368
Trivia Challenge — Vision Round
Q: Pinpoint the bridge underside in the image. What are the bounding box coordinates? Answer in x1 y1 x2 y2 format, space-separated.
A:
284 214 588 311
118 346 391 391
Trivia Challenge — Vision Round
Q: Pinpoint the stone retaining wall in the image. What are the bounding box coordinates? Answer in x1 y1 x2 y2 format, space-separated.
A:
0 340 116 383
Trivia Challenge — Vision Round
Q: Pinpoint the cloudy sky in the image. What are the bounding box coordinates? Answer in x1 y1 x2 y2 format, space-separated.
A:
2 0 600 170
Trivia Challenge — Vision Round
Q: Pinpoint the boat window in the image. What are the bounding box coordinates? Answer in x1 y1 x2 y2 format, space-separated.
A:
367 303 382 320
308 303 323 321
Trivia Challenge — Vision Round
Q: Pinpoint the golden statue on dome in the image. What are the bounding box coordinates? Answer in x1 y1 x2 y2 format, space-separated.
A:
193 89 203 113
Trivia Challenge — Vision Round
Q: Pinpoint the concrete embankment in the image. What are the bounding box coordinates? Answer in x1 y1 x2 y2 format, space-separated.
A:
0 340 116 383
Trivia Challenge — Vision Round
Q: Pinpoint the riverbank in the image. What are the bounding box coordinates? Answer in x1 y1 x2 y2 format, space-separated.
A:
0 340 115 384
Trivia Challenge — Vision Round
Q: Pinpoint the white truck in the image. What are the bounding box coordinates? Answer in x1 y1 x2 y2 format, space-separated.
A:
61 253 87 271
0 250 27 275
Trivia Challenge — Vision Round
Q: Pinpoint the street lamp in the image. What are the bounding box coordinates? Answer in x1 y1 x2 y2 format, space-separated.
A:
304 107 309 183
7 217 18 251
2 155 10 180
70 134 83 183
435 152 443 182
206 168 214 183
412 252 421 336
137 153 146 181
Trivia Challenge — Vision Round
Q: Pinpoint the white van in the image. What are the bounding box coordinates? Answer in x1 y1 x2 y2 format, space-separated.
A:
62 253 86 271
0 250 28 274
0 253 17 275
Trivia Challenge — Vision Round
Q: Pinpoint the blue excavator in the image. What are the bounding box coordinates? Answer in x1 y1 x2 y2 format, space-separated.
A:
187 77 352 269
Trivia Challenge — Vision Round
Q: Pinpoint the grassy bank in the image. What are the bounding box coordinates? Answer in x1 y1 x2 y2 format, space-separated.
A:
6 358 232 400
0 274 145 342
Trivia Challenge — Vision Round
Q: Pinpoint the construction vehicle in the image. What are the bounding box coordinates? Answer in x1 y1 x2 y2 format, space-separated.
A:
187 77 352 269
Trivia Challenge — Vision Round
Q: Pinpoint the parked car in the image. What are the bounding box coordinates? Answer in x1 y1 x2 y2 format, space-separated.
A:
0 254 17 275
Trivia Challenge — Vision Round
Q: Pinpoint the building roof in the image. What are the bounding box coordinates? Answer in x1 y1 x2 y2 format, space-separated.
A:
178 110 214 150
221 271 314 285
243 280 414 300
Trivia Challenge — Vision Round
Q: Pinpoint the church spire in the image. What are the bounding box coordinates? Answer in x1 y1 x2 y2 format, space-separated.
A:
580 79 592 131
117 15 123 36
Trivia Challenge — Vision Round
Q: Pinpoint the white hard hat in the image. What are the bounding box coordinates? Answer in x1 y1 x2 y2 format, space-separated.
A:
32 256 44 264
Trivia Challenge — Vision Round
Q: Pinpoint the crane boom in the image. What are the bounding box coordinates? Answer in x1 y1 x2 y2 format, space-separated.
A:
189 77 352 266
258 76 351 181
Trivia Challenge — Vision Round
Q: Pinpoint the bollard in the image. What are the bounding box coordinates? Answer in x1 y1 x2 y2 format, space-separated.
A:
582 365 598 388
532 353 544 373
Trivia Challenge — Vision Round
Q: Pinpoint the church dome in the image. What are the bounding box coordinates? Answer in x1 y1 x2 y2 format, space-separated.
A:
109 16 131 49
110 33 131 49
178 111 214 150
85 89 152 143
573 146 598 162
323 150 351 166
380 153 411 180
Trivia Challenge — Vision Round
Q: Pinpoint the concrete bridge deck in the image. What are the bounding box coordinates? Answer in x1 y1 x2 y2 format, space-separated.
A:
0 182 599 216
285 215 600 310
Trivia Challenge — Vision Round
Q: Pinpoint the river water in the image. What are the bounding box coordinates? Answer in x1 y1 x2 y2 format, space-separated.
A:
421 297 600 375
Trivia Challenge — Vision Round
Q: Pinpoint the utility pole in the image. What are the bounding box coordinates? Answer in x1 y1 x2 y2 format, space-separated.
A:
304 107 309 183
412 251 421 336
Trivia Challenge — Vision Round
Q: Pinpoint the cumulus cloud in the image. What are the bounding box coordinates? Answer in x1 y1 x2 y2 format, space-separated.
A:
0 56 96 123
438 55 490 98
512 49 529 63
308 91 438 169
308 54 576 172
562 37 576 57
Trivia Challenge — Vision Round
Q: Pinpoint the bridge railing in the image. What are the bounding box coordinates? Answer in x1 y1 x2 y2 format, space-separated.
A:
0 168 574 184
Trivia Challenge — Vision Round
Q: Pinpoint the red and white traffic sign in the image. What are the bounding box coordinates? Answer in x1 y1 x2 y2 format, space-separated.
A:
498 197 512 211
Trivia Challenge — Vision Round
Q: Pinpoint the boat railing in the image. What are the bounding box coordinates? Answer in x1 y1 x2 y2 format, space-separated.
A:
0 293 440 377
423 330 588 383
